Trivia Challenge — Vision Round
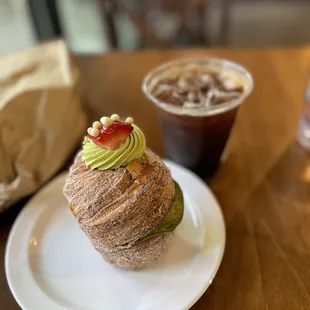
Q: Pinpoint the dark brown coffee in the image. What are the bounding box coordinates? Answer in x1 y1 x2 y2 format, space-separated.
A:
142 58 253 178
157 107 238 178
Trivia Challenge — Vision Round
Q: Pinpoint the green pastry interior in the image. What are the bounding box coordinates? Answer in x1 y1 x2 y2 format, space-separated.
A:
138 181 184 243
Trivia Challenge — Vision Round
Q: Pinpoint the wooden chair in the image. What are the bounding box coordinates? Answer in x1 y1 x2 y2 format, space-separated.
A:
97 0 232 49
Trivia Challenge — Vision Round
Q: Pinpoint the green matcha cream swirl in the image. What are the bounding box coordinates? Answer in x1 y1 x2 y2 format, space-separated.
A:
82 124 146 170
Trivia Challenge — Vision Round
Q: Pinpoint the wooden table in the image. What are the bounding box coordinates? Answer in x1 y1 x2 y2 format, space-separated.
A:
1 47 310 309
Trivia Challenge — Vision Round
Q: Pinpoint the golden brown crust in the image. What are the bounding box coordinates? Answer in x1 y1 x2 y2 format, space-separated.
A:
100 233 172 270
63 149 174 253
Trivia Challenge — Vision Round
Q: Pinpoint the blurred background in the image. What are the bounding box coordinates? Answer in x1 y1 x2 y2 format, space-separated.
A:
2 0 310 54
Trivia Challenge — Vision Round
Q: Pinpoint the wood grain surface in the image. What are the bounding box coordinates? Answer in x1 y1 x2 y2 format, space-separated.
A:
2 47 310 309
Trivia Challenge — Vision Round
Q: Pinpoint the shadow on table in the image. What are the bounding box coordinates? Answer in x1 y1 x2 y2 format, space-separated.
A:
190 141 310 309
0 197 31 236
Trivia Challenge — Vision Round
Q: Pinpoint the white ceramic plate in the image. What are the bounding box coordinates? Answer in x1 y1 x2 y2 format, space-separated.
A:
5 160 225 310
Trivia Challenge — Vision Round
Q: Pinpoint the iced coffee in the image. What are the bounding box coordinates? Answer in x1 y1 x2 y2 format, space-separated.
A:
142 58 253 178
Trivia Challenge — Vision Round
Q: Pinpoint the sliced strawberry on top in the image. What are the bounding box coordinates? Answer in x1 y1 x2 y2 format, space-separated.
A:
88 120 133 150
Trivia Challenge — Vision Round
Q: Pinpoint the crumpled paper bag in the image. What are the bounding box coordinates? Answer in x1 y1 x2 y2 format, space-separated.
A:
0 40 86 212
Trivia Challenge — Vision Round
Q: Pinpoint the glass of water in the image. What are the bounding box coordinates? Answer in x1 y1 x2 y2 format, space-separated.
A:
298 78 310 148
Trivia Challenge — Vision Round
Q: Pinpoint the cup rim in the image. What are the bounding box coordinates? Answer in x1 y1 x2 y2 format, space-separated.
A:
142 56 254 117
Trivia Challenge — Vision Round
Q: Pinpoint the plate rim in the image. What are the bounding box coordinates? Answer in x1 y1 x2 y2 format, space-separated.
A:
5 173 69 310
164 160 226 310
5 161 226 310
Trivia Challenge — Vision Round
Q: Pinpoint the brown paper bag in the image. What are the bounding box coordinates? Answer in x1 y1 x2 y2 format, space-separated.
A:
0 40 86 212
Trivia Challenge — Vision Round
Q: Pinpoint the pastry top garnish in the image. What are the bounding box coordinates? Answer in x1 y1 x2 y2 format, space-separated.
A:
82 114 146 170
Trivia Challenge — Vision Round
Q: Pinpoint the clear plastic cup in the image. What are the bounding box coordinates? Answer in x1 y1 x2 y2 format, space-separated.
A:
298 75 310 149
142 57 253 178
